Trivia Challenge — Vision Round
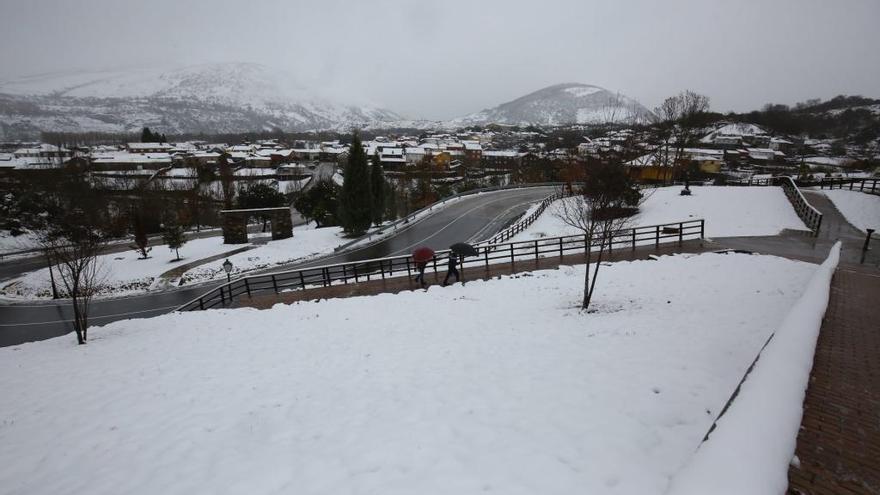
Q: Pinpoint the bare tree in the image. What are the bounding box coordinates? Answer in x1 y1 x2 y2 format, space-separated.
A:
555 160 645 310
34 163 110 344
40 229 107 344
653 90 711 183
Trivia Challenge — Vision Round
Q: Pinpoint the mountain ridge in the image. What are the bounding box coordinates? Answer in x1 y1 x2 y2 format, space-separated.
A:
451 82 655 127
0 66 656 138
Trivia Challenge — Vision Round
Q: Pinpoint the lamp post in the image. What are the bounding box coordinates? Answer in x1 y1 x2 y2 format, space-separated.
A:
45 249 59 299
222 258 233 283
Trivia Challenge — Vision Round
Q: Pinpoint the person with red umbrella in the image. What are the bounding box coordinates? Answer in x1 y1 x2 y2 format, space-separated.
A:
412 246 434 288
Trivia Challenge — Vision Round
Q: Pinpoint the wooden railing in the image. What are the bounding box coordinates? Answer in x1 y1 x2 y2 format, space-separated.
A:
177 218 706 312
777 176 823 235
819 177 880 196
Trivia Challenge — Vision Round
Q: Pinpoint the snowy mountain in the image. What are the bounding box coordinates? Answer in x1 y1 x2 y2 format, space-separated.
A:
0 63 402 139
451 83 654 127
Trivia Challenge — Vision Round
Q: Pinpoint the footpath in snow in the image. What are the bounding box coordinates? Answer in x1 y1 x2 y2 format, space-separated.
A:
511 186 808 242
0 252 817 495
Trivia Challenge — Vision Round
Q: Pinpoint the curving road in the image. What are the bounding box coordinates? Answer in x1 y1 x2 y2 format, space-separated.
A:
0 186 555 347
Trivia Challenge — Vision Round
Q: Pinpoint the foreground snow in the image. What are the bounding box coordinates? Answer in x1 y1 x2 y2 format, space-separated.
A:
668 243 840 495
0 253 816 494
821 189 880 232
512 186 808 242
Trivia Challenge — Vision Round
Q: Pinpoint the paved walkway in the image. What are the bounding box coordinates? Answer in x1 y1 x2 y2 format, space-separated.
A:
787 268 880 495
782 191 880 495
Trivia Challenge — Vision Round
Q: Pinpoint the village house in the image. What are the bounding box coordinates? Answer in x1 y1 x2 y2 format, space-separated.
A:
126 142 174 154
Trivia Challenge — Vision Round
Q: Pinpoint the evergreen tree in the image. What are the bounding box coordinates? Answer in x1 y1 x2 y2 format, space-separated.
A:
293 180 339 227
369 153 385 225
384 183 398 221
130 211 151 259
338 132 373 235
161 220 186 261
141 127 153 143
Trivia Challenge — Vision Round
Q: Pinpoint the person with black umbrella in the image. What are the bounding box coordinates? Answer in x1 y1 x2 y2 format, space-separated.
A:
442 253 460 286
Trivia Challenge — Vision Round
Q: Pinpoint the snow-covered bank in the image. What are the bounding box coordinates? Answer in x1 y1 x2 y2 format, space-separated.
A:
666 243 840 495
0 230 40 256
0 253 817 494
822 189 880 233
0 235 247 299
511 186 808 242
180 223 345 283
0 223 346 300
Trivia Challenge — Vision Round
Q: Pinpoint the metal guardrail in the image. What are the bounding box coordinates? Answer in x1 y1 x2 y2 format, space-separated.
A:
479 190 566 246
818 177 880 195
332 182 565 253
177 218 705 312
777 176 823 235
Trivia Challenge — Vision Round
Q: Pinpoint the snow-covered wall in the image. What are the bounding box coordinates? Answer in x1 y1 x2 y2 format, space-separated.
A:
665 242 841 495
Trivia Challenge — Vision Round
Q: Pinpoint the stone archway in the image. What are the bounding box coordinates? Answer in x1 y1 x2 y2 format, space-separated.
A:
220 207 293 244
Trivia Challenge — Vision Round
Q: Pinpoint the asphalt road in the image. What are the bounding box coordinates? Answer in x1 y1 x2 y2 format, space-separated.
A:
0 186 555 347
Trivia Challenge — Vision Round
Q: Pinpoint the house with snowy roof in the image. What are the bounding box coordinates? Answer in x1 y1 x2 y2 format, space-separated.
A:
126 142 174 154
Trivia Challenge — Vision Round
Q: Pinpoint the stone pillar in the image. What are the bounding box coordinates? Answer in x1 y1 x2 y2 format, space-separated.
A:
221 212 249 244
271 208 293 240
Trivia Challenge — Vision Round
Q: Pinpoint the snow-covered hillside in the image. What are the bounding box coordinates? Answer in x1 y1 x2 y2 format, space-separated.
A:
452 83 655 127
0 63 402 138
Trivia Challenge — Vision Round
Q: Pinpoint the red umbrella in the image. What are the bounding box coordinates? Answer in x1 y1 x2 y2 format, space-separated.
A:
412 246 435 263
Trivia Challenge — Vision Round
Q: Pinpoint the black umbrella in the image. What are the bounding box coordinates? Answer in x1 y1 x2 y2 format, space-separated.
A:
449 242 479 257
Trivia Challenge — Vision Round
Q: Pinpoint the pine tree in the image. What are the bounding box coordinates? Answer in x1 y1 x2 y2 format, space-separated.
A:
162 220 186 261
369 153 385 226
141 127 153 143
338 132 373 235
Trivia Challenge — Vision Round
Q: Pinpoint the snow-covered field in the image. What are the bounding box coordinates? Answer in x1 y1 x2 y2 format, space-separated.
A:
0 253 817 494
1 223 346 300
512 186 808 242
822 189 880 232
180 224 345 283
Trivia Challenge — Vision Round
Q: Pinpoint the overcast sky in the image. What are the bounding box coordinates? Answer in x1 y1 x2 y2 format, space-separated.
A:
1 0 878 120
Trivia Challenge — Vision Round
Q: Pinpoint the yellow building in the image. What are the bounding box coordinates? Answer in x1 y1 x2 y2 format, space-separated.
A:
625 154 674 182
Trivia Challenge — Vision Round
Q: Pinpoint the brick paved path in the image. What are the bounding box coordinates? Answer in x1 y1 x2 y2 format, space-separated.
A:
787 268 880 495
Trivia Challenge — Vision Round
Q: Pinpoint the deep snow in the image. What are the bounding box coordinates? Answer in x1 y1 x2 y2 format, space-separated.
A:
666 243 840 495
821 189 880 233
0 253 817 495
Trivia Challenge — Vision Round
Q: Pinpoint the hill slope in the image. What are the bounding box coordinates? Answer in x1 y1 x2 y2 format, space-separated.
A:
0 63 402 139
452 83 654 127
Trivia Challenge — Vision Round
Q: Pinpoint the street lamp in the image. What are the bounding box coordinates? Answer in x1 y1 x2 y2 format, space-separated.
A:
222 258 233 282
